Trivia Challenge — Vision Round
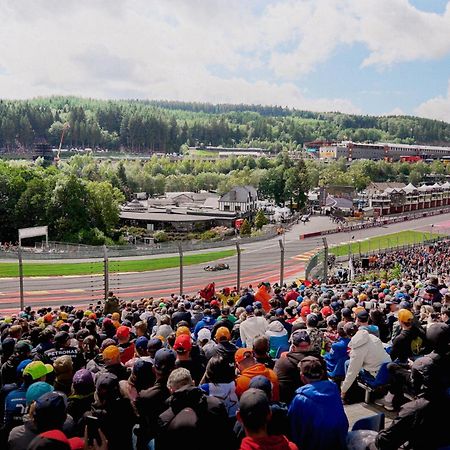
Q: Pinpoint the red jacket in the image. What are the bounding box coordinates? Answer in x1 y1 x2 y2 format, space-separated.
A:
240 435 298 450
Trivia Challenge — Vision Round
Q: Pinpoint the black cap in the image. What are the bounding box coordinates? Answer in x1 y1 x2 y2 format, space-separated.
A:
15 340 32 354
291 330 311 346
54 331 70 345
238 388 270 430
341 307 352 318
356 310 369 322
154 348 176 372
95 372 119 390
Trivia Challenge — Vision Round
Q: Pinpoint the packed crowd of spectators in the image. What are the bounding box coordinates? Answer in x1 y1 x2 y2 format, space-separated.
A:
0 271 449 450
353 239 450 280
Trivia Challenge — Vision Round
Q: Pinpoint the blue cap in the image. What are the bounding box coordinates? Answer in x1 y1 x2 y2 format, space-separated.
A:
135 336 149 350
253 301 262 309
17 358 33 374
26 382 54 405
245 305 254 314
275 308 284 316
249 375 272 398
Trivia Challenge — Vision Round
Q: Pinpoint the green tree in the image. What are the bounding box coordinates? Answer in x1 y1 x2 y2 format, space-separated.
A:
239 219 251 236
254 209 268 230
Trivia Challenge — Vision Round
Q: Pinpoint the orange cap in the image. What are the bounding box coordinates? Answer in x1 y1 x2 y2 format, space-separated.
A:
102 345 120 360
235 348 253 364
215 327 231 342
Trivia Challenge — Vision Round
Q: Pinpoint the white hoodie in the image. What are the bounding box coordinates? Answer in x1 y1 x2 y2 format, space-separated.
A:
341 329 391 393
239 315 268 347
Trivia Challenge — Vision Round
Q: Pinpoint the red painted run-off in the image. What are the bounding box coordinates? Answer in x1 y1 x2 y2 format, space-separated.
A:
0 261 306 314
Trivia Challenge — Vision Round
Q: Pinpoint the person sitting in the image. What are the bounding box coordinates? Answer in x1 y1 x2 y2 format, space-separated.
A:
355 309 380 338
155 368 234 450
324 322 350 382
274 330 325 404
340 322 391 401
235 348 279 401
239 306 268 348
253 336 275 369
169 334 200 385
237 388 298 450
266 320 289 359
288 356 348 450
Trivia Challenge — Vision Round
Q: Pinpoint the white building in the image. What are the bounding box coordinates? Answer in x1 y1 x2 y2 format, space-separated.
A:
219 186 258 214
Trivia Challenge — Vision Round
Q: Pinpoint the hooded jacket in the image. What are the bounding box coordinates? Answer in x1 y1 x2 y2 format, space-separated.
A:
324 337 350 378
235 363 279 401
341 329 391 393
288 380 348 450
194 315 217 339
240 435 298 450
266 321 289 358
156 386 234 450
240 316 268 347
274 350 323 404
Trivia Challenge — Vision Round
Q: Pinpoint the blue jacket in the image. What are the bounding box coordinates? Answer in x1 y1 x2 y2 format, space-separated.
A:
193 315 216 339
288 380 348 450
325 337 350 378
4 385 27 426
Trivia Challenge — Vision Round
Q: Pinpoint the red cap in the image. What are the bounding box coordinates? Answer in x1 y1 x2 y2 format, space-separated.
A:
116 325 130 340
300 306 311 317
321 306 332 317
173 334 192 353
210 300 220 307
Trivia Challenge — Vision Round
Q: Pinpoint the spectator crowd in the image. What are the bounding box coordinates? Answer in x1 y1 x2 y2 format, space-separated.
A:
0 246 450 449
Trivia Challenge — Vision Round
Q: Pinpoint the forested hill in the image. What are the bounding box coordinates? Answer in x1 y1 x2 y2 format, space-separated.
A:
0 96 449 153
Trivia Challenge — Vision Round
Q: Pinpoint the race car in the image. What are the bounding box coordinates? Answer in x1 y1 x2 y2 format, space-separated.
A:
203 263 230 271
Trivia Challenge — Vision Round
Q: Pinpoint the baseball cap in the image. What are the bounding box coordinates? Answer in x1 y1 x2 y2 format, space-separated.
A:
356 310 369 322
306 313 319 327
15 340 32 354
197 328 211 343
28 430 84 450
34 391 67 422
245 305 254 314
173 334 192 353
300 306 311 317
95 372 119 390
326 315 339 327
116 326 130 340
17 358 33 375
235 348 253 364
215 326 231 342
135 336 149 350
398 309 414 323
249 375 272 398
147 338 163 352
341 307 352 318
54 332 70 345
343 322 358 336
299 356 324 380
176 326 191 337
291 330 311 346
321 306 333 317
238 388 270 429
23 361 54 381
72 369 94 391
26 381 55 405
275 308 284 316
102 345 120 360
154 348 176 372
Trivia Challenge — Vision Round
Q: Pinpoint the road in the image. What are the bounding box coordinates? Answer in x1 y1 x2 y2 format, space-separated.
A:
0 214 448 314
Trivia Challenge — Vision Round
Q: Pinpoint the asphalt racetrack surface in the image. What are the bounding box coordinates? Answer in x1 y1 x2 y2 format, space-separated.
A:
0 213 448 314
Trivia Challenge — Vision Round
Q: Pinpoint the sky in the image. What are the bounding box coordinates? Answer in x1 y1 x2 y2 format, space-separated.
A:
0 0 449 122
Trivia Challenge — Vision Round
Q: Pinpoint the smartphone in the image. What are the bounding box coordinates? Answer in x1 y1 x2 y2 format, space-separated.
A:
86 415 101 445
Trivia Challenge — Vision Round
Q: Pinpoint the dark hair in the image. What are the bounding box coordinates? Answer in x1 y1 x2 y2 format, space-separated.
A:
204 356 235 384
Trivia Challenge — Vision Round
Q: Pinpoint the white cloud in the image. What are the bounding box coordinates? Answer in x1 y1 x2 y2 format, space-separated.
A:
0 0 448 114
415 79 450 122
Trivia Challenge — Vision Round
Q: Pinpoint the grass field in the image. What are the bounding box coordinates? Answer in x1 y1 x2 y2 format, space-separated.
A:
329 230 440 257
0 250 236 278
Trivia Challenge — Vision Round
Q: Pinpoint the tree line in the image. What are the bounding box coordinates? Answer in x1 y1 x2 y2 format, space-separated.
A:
0 97 449 153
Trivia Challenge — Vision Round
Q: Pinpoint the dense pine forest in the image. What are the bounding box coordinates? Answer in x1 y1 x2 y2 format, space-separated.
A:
0 97 449 153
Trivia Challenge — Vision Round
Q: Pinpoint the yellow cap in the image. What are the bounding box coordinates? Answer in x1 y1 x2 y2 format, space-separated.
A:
398 309 413 323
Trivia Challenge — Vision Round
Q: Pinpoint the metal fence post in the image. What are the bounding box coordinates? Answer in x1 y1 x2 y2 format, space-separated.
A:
18 246 24 311
236 242 241 292
322 237 328 282
178 243 184 296
103 245 109 302
279 239 285 287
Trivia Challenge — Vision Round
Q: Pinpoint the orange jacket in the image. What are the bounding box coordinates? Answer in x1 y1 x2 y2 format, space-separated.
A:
235 363 279 401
